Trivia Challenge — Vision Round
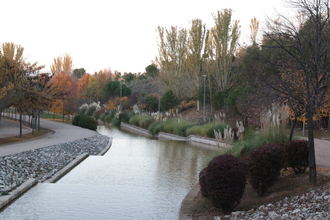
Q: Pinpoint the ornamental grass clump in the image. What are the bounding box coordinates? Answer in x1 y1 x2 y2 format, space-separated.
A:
187 122 227 138
199 155 248 212
285 140 309 174
248 144 284 196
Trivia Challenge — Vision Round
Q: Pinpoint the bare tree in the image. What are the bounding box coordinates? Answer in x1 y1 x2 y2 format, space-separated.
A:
264 0 330 184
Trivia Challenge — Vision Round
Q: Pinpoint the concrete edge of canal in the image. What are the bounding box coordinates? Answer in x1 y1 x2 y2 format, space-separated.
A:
179 183 200 220
120 122 230 151
0 178 37 211
44 153 90 183
98 137 112 156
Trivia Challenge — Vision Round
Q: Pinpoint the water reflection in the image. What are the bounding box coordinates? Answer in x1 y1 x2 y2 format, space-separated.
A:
0 127 218 220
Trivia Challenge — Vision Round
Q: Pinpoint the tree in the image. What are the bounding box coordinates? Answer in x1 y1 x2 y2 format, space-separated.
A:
145 63 160 78
0 42 24 109
211 9 240 92
250 17 260 44
50 54 73 75
73 68 86 79
160 90 179 111
122 72 136 83
262 0 330 184
101 80 131 102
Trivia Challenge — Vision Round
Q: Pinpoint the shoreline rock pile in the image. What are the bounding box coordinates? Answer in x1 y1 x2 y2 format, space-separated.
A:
217 183 330 220
0 134 109 194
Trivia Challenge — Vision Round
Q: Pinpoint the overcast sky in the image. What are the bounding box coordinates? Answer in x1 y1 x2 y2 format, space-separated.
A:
0 0 289 73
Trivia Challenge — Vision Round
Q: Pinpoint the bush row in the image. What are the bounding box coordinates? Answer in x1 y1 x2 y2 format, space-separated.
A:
72 114 98 130
200 140 309 212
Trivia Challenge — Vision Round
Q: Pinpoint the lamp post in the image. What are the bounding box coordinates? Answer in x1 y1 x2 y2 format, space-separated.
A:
119 78 123 110
202 75 207 122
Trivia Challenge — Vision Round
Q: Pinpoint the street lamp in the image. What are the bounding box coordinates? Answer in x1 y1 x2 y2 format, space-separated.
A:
119 78 124 109
202 75 207 122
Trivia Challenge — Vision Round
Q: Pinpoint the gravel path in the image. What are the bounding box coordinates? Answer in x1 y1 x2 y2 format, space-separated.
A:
0 134 109 194
218 183 330 220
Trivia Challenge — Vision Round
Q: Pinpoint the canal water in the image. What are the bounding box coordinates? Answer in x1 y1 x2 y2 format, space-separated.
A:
0 127 218 220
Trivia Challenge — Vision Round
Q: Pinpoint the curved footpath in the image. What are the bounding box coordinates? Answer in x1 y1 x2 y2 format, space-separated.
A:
0 119 32 138
0 118 97 157
0 119 111 195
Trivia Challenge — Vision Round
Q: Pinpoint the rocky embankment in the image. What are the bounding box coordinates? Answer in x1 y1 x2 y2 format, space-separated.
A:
0 134 109 194
217 183 330 220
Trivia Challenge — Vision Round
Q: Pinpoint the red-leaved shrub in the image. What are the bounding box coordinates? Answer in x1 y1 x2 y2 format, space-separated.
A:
199 155 248 212
285 140 309 174
248 144 284 196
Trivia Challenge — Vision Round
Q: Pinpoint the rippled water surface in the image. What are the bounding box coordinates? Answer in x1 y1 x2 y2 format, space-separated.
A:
0 127 218 220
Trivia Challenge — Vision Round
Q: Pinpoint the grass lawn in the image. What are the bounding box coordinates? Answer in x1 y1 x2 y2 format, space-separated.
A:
41 112 72 124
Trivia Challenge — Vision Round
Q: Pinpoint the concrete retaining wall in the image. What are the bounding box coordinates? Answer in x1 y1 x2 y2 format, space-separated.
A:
120 122 153 138
44 153 89 183
158 132 188 141
120 122 229 151
0 178 37 211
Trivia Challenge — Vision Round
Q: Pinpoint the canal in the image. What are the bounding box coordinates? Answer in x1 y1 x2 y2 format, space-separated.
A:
0 126 218 219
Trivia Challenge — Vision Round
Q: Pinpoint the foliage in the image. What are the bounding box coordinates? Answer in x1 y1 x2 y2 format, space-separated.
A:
144 94 159 112
226 127 288 157
285 140 309 174
111 117 121 127
248 144 284 196
148 120 165 136
51 54 72 75
122 72 136 83
186 122 227 138
145 63 159 78
72 68 86 79
160 90 179 111
129 114 155 129
161 120 195 137
101 80 131 102
211 9 240 92
199 155 248 211
212 87 245 109
104 110 116 123
118 112 130 124
72 114 97 131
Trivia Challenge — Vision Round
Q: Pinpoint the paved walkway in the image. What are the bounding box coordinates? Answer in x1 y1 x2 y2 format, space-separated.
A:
0 118 32 138
314 138 330 168
0 118 96 157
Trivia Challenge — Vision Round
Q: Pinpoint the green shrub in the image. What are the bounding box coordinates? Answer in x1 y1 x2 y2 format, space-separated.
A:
72 114 97 131
129 114 155 129
285 140 309 174
199 155 248 212
119 112 130 123
99 113 106 122
148 121 165 136
186 122 227 138
111 117 120 127
160 90 179 111
161 120 194 137
248 144 284 196
145 95 159 112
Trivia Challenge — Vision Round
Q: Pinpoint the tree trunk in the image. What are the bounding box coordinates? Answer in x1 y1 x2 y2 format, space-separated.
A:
307 112 317 185
19 112 22 137
289 120 296 141
38 112 40 131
